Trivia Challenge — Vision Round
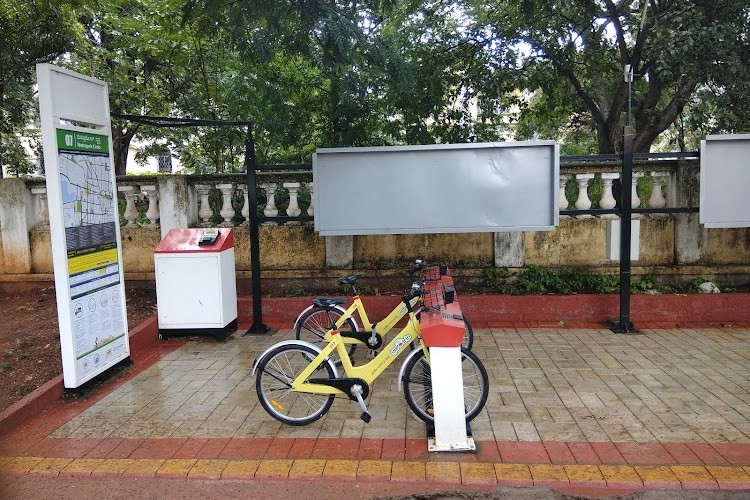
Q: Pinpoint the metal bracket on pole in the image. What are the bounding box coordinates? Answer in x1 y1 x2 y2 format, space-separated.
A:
244 124 269 334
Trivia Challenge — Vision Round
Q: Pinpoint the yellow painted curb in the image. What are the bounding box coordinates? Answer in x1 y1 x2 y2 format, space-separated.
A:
91 458 135 475
188 459 229 480
156 459 198 477
460 462 497 484
289 459 326 479
125 458 166 477
323 459 358 480
598 464 642 486
221 460 260 479
61 458 104 476
426 461 461 484
564 464 605 485
390 461 426 482
29 457 73 476
357 460 392 481
529 464 568 484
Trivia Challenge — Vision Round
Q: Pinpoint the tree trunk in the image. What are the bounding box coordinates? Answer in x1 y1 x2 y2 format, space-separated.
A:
112 126 136 176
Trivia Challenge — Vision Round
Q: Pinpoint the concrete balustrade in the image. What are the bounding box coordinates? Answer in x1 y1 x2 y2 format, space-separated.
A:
2 160 749 289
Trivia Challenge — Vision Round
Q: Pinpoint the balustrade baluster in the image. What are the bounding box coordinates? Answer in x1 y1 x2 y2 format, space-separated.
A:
632 172 643 219
307 182 314 217
284 182 302 223
118 185 140 227
218 183 236 226
195 184 213 225
31 186 49 229
600 173 618 219
141 184 160 228
261 182 278 225
574 174 595 218
241 188 250 225
559 175 569 218
649 171 667 216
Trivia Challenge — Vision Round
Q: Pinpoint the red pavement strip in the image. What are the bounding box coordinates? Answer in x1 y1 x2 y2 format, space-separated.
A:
2 301 750 493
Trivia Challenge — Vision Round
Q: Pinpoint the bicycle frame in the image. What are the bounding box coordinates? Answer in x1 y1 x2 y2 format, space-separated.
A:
291 311 428 395
319 295 421 346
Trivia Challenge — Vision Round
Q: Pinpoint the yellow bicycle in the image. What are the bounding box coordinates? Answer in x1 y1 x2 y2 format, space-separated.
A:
253 284 488 426
293 261 473 363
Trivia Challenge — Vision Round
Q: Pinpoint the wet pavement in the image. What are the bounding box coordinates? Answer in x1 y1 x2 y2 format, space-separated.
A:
1 326 750 497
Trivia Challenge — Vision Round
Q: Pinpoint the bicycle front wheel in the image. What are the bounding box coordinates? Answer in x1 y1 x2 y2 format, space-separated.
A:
402 347 488 424
255 343 336 426
295 306 358 362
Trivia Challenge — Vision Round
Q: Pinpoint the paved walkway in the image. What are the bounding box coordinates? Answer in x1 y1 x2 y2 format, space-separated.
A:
2 326 750 495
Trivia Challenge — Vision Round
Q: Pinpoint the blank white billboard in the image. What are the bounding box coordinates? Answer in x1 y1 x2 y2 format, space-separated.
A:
700 134 750 228
313 142 559 235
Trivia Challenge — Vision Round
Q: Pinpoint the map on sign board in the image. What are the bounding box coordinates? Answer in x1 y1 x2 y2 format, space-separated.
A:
56 128 127 377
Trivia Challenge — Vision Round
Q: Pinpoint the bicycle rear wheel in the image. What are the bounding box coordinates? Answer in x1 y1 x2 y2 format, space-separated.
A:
255 343 336 426
402 346 488 423
461 316 474 350
295 306 358 363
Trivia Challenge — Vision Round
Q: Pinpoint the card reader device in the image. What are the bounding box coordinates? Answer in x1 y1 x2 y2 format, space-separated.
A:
198 229 220 245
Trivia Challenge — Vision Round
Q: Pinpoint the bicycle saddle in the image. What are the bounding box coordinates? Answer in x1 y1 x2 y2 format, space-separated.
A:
312 297 348 308
338 274 364 285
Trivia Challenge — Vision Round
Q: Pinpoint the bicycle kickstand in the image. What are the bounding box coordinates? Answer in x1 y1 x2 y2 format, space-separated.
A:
351 384 371 423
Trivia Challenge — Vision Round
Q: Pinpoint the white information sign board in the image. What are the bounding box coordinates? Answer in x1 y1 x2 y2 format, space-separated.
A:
37 64 130 388
700 134 750 228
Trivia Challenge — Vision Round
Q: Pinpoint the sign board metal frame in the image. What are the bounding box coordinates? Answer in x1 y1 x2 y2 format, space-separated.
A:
313 142 559 235
37 63 130 388
700 134 750 228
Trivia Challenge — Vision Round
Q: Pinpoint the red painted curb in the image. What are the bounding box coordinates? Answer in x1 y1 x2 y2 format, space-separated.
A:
238 294 750 329
0 315 161 434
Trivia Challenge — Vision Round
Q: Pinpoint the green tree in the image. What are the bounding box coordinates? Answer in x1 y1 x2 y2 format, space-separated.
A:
0 0 77 177
466 0 750 153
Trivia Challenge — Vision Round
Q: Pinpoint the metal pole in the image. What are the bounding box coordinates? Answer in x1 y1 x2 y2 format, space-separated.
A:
612 125 639 334
244 124 269 334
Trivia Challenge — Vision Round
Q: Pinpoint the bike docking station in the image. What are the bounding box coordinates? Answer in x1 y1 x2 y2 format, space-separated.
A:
419 264 475 452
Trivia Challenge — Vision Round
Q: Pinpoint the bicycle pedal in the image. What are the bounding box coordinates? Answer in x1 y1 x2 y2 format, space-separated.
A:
360 412 372 423
366 349 378 358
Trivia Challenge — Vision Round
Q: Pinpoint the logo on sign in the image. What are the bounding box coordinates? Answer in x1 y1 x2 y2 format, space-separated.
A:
65 134 74 147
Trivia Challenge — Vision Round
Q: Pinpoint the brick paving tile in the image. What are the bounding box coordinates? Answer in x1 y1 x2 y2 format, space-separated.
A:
687 443 731 466
357 460 393 482
599 465 643 488
711 443 750 465
187 459 229 480
425 461 461 484
123 458 166 479
59 458 103 477
106 439 144 458
130 438 186 459
475 441 501 462
311 437 360 459
460 462 497 485
249 458 292 480
529 464 569 488
405 438 428 460
155 459 197 478
264 437 295 459
172 438 209 459
564 465 606 487
616 442 676 465
28 457 73 477
662 443 704 465
391 460 426 482
670 465 719 490
323 459 358 480
706 466 750 490
0 457 44 474
221 460 260 479
288 459 326 480
196 438 231 458
591 442 627 465
544 442 576 464
357 439 383 460
83 439 124 459
497 442 550 464
381 439 406 460
91 459 135 476
288 438 317 459
634 465 682 489
567 442 602 465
